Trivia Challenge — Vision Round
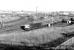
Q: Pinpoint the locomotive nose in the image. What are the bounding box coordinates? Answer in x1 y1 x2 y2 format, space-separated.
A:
20 24 31 31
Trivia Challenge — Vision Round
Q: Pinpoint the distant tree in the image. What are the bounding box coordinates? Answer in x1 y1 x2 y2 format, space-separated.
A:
0 16 4 29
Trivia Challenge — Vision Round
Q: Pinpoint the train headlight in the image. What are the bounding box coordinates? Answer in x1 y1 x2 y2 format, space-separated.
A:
48 23 51 27
24 24 30 28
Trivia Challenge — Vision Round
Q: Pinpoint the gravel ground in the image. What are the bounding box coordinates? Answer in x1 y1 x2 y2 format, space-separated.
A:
0 27 63 45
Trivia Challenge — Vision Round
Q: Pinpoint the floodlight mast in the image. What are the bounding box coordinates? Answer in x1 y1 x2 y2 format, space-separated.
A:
36 7 38 16
33 7 38 21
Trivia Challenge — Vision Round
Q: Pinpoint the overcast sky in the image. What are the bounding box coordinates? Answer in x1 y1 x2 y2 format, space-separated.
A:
0 0 74 12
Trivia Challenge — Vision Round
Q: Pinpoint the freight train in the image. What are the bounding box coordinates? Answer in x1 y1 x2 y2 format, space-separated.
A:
20 18 74 31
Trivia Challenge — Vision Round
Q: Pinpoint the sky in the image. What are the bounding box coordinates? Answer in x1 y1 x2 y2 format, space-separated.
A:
0 0 74 12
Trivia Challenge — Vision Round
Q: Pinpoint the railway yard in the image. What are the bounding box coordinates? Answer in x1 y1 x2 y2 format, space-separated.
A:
0 11 74 50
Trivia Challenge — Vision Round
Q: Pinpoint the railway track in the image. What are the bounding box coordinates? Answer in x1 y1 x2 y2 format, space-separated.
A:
0 12 74 49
